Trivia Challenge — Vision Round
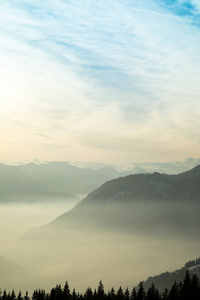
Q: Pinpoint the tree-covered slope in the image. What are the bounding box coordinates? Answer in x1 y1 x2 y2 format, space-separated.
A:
46 165 200 236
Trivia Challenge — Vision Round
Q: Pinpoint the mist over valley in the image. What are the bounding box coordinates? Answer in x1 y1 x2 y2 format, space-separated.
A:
0 160 200 294
1 0 200 297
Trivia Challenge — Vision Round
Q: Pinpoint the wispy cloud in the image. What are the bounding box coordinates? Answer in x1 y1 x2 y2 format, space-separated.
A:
1 0 200 163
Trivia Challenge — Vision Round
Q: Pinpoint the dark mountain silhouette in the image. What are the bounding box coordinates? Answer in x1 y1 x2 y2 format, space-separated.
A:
74 165 200 204
44 165 200 236
142 257 200 292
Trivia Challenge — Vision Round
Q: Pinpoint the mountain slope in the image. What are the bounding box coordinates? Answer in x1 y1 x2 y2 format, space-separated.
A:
142 258 200 292
82 164 200 204
0 254 23 274
42 165 200 236
0 254 40 292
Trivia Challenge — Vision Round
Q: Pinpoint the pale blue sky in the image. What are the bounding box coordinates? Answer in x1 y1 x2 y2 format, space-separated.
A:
0 0 200 164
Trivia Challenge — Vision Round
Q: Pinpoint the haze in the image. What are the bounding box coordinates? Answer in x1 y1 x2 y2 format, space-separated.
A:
0 201 199 293
1 0 200 295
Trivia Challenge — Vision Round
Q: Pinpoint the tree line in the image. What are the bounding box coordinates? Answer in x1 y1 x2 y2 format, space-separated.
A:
143 258 200 292
0 271 199 300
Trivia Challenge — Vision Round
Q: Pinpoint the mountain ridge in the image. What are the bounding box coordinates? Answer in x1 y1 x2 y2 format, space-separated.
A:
0 161 129 203
43 165 200 236
142 257 200 292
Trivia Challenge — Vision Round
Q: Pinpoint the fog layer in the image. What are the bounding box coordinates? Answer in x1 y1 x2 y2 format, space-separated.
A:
1 200 199 294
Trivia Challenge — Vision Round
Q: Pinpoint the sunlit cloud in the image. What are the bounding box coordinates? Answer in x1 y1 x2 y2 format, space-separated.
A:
1 0 200 164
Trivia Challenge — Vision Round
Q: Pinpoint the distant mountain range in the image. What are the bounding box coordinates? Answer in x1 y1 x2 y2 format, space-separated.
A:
28 157 200 174
66 157 200 174
1 158 200 204
0 162 129 203
130 157 200 175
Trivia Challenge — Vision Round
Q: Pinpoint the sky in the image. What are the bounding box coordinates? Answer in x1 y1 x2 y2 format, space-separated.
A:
1 0 200 165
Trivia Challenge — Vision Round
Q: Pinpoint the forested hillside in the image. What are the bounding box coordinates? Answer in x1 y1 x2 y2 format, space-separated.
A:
143 258 200 292
40 165 200 238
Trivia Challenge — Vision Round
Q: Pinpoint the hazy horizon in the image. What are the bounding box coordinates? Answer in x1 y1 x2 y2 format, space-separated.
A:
1 0 200 295
1 156 200 172
0 167 200 293
1 200 200 294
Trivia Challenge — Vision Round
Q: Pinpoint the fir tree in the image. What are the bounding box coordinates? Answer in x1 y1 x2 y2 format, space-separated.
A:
2 291 7 300
55 284 63 300
130 288 136 300
49 288 56 300
116 287 124 300
24 291 29 300
63 282 71 300
10 290 16 300
72 289 78 300
7 292 11 300
93 289 97 300
190 274 200 300
17 292 23 300
146 284 160 300
162 288 169 300
124 288 129 300
84 288 93 300
108 288 115 300
169 282 179 300
136 282 145 300
97 281 105 300
181 270 191 300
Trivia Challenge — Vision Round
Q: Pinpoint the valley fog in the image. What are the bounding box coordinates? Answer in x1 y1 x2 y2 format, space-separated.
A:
1 0 200 294
0 200 200 294
0 200 78 252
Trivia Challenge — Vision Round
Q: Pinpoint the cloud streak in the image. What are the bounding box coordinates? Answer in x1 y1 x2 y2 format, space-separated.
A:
0 0 200 164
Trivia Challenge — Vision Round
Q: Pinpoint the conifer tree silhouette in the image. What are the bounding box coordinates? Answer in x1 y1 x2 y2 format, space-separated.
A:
108 287 115 300
169 281 179 300
23 291 30 300
63 282 71 300
146 283 159 300
124 288 129 300
190 274 200 300
162 288 169 300
116 287 124 300
130 288 136 300
84 288 93 300
97 281 104 300
72 289 78 300
10 290 16 300
136 282 145 300
181 270 191 300
2 290 7 300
